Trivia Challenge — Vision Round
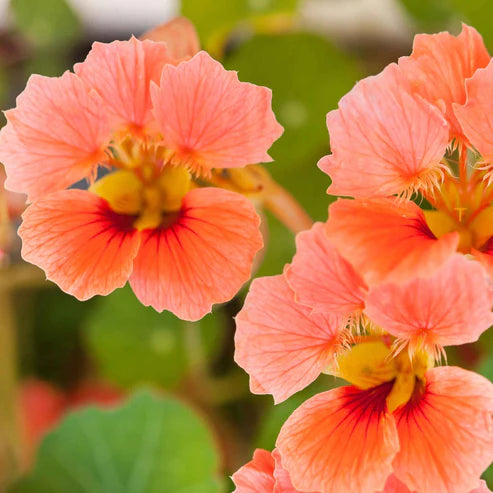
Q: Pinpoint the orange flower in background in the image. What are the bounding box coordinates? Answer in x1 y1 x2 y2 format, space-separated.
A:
0 37 283 320
318 24 493 283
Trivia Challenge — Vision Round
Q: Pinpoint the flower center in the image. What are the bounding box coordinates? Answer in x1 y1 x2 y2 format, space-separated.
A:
91 138 191 230
335 341 433 412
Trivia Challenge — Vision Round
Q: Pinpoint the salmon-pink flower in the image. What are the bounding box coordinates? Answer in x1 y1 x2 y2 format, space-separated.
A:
318 25 493 282
0 37 283 319
235 223 493 491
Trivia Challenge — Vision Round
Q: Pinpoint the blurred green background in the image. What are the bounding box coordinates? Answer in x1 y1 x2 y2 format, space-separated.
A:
0 0 492 491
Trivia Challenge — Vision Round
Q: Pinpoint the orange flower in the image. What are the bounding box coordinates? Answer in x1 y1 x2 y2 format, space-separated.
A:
0 38 283 319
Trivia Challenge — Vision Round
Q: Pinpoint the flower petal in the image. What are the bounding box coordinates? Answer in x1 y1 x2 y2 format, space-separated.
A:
399 24 490 141
454 59 493 161
19 190 140 300
326 198 459 285
473 245 493 279
75 37 172 130
272 449 307 493
129 187 262 320
0 73 111 201
276 384 399 493
365 254 493 352
151 51 283 173
232 449 275 493
320 63 448 198
141 16 200 60
393 366 493 493
377 474 414 493
286 222 367 316
235 274 344 403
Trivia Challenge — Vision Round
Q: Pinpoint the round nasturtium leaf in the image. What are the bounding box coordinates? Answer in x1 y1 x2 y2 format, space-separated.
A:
11 391 223 493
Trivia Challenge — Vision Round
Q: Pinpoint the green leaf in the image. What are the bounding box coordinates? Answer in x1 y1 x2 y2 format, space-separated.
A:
84 285 221 390
10 0 81 48
11 391 223 493
182 0 298 51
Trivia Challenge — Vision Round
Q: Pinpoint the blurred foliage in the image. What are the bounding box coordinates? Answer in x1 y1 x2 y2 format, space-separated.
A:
84 285 221 390
10 0 81 48
401 0 493 50
182 0 298 54
11 391 223 493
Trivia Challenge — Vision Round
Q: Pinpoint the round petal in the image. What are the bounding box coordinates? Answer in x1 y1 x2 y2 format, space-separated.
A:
19 190 140 300
235 274 344 404
399 24 490 141
393 366 493 493
326 198 459 285
232 449 275 493
0 73 111 201
272 449 308 493
454 59 493 162
286 222 367 316
276 384 399 493
320 63 449 198
141 16 200 60
151 51 283 174
75 37 172 130
365 254 493 352
129 187 262 320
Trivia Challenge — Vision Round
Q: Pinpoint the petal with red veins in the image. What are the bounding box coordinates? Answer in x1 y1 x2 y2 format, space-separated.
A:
75 37 172 131
235 274 344 404
320 63 448 198
393 366 493 493
326 198 459 285
129 187 262 320
277 384 399 493
19 190 140 300
151 51 283 173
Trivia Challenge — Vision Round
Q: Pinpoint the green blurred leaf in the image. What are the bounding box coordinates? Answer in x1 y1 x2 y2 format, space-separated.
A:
84 285 221 390
11 391 223 493
449 0 493 50
400 0 455 31
182 0 298 51
10 0 81 48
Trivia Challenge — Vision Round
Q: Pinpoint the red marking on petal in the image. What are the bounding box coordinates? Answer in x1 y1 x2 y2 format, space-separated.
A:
326 198 459 285
19 190 140 300
277 383 399 493
129 187 262 320
393 366 493 493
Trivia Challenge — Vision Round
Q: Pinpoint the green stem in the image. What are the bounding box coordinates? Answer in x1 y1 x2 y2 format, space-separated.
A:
0 283 21 488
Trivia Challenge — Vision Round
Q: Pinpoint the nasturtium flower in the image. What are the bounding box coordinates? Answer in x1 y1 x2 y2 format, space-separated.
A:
232 449 491 493
235 222 493 492
0 37 283 320
318 25 493 282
